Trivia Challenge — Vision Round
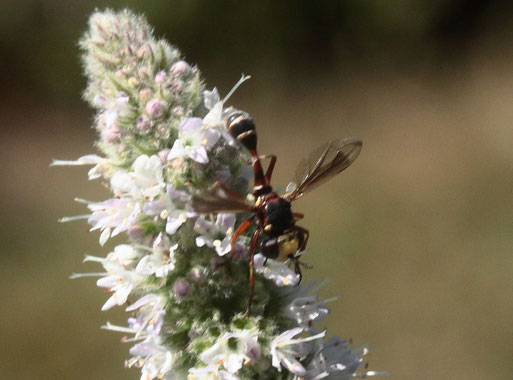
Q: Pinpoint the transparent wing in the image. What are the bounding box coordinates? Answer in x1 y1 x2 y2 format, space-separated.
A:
192 185 255 214
285 137 362 201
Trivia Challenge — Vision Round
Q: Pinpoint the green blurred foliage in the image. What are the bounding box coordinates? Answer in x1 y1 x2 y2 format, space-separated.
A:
1 1 512 379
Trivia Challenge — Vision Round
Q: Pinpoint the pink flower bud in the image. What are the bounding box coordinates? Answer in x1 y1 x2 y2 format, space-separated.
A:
136 116 151 132
155 71 167 84
102 124 120 143
158 149 170 163
173 279 190 299
172 106 184 117
139 88 152 102
171 60 191 76
145 98 165 118
128 225 145 242
190 267 206 283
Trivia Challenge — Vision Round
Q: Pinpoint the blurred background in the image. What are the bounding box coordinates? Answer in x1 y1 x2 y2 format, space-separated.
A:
1 1 512 379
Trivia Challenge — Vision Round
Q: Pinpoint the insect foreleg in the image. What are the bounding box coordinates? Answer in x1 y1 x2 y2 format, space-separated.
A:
228 216 255 261
247 227 261 315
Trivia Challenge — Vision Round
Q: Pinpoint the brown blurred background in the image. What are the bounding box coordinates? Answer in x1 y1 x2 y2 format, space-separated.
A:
1 1 512 379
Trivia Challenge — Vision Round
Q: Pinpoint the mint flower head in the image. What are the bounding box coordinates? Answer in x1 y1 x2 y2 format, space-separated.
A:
54 9 386 380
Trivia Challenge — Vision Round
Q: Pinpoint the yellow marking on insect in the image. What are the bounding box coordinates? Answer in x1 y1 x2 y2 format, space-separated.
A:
255 197 263 207
264 224 273 232
238 130 255 140
229 115 246 128
278 236 299 261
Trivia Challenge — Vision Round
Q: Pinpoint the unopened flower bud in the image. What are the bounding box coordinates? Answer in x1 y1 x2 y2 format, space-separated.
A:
136 116 151 132
171 80 183 92
139 88 152 102
210 257 225 271
172 106 184 117
158 149 170 163
102 124 120 143
171 60 190 76
128 225 145 242
155 71 167 84
145 98 165 118
173 279 190 299
190 267 206 283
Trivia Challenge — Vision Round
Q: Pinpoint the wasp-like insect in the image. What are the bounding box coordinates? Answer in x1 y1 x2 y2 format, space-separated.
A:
192 110 362 312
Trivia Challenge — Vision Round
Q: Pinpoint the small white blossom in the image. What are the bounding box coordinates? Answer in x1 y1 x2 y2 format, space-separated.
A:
87 199 140 245
271 328 326 376
126 294 166 337
194 213 236 256
100 92 130 128
144 186 196 235
84 245 144 310
284 281 333 330
168 118 221 164
188 364 240 380
254 253 300 286
200 330 260 373
129 335 176 380
303 338 386 380
50 154 114 180
136 236 178 278
110 154 164 199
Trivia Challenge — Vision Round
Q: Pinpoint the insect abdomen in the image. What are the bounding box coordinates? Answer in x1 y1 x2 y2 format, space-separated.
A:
261 231 304 261
226 111 257 151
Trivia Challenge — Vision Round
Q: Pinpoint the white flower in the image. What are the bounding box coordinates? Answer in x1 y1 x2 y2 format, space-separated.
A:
199 330 260 373
129 335 176 380
194 213 236 256
126 294 166 337
284 281 332 330
168 118 221 164
254 254 300 286
144 186 196 235
202 75 251 147
103 92 130 123
83 245 144 310
303 337 385 380
136 234 178 278
50 154 114 180
188 364 240 380
110 154 164 199
87 199 140 245
271 328 326 376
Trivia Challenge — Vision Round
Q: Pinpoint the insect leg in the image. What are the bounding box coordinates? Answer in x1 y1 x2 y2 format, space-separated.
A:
292 212 304 220
228 216 255 261
289 225 310 285
259 154 277 184
293 256 303 285
292 225 310 251
247 227 261 315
